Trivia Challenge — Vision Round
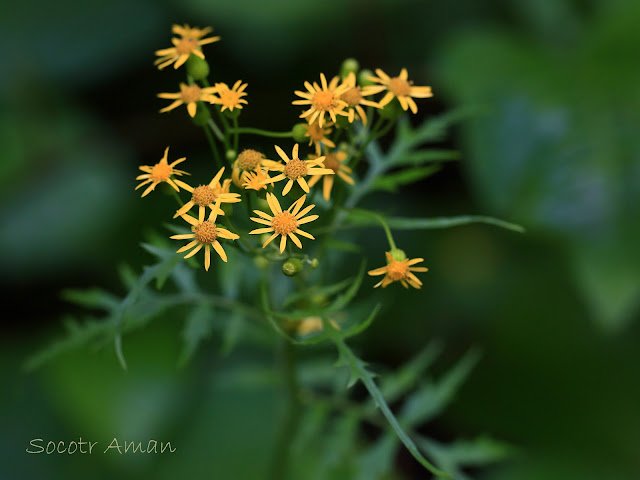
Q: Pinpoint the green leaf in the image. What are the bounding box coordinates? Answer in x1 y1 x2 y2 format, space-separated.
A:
355 434 397 480
61 288 119 311
393 149 461 166
342 303 381 339
140 242 181 290
370 165 442 193
178 305 214 366
400 348 481 428
283 276 353 309
220 311 246 357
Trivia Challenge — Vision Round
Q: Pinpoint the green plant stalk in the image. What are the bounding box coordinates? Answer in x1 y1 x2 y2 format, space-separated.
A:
229 127 293 138
232 116 239 152
202 125 222 169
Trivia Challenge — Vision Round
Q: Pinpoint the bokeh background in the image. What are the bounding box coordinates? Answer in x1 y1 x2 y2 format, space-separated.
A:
2 0 640 479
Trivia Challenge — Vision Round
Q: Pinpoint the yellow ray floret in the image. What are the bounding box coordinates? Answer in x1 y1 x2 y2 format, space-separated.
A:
249 193 318 253
171 209 239 270
307 149 354 201
303 120 336 155
158 82 218 118
267 143 334 196
154 27 220 70
366 68 433 114
242 169 274 191
292 73 350 127
338 72 381 126
136 147 191 197
173 167 241 222
368 251 428 289
212 81 248 112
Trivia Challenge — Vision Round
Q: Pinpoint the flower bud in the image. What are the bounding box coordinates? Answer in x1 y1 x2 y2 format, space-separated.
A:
309 258 319 268
292 123 308 143
226 149 237 163
389 248 407 262
358 69 375 87
186 54 210 81
340 58 360 79
253 256 270 270
282 258 304 277
191 102 211 126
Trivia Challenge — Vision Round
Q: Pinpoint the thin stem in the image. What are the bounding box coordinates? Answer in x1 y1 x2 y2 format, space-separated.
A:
347 207 397 250
350 115 385 169
232 116 240 152
202 126 222 169
207 118 224 141
230 127 293 138
268 338 302 480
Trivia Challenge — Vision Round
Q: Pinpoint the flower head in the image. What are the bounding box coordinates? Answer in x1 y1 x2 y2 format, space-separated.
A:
268 144 334 196
339 72 381 125
368 251 428 289
303 120 336 155
173 167 241 221
136 147 191 197
296 316 340 336
242 169 273 191
367 68 432 114
292 73 350 127
171 209 239 270
212 81 248 113
154 27 220 70
308 149 354 200
158 82 218 117
249 193 318 253
231 149 274 186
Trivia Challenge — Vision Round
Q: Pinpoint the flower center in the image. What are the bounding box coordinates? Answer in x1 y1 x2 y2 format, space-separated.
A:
271 211 298 235
311 91 335 111
236 149 263 171
150 163 172 182
219 90 240 107
340 87 362 106
192 185 217 206
387 261 409 281
323 154 340 173
305 123 326 141
389 77 412 96
284 158 307 180
180 84 202 103
193 221 218 244
176 37 198 55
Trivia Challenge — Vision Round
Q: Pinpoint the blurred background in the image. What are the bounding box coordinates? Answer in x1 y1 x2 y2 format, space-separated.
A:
2 0 640 479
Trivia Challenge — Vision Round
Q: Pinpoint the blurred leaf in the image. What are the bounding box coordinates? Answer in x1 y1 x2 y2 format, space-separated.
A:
370 165 442 193
61 287 119 311
355 434 397 480
221 310 246 356
400 348 481 428
393 149 461 166
178 305 214 366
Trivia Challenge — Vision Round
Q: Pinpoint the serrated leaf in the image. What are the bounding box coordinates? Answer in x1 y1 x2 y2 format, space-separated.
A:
355 434 397 480
178 304 214 366
61 288 119 311
140 242 181 289
342 303 380 339
400 348 481 428
283 276 353 309
370 165 442 193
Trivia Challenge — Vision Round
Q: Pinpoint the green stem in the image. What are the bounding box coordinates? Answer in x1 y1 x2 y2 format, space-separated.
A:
268 338 302 480
207 118 224 142
350 115 385 169
232 116 240 152
347 207 397 250
202 126 222 169
230 127 293 138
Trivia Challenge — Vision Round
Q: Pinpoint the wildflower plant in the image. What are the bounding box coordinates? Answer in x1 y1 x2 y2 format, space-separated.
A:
31 24 524 479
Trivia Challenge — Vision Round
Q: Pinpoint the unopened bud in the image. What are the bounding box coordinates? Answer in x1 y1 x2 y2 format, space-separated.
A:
389 248 407 262
292 123 308 143
340 58 360 79
282 258 304 277
186 54 210 81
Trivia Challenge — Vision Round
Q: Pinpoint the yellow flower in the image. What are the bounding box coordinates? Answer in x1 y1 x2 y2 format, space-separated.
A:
172 24 213 40
368 251 428 289
268 144 334 196
249 193 318 253
171 209 239 270
308 149 354 200
367 68 433 114
242 169 273 191
292 73 350 127
212 81 248 112
154 27 220 70
303 120 336 155
339 72 381 125
231 149 275 186
173 167 241 221
157 83 218 118
136 147 191 197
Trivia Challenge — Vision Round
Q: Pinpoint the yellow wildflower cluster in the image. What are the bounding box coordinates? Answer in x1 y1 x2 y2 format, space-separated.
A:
136 24 432 289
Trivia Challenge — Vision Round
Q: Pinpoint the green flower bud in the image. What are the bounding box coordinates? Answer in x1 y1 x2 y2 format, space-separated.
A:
282 258 304 277
389 248 407 262
292 123 308 143
309 258 319 268
340 58 360 79
224 108 241 120
191 102 211 126
226 149 237 163
186 54 210 81
358 69 375 87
